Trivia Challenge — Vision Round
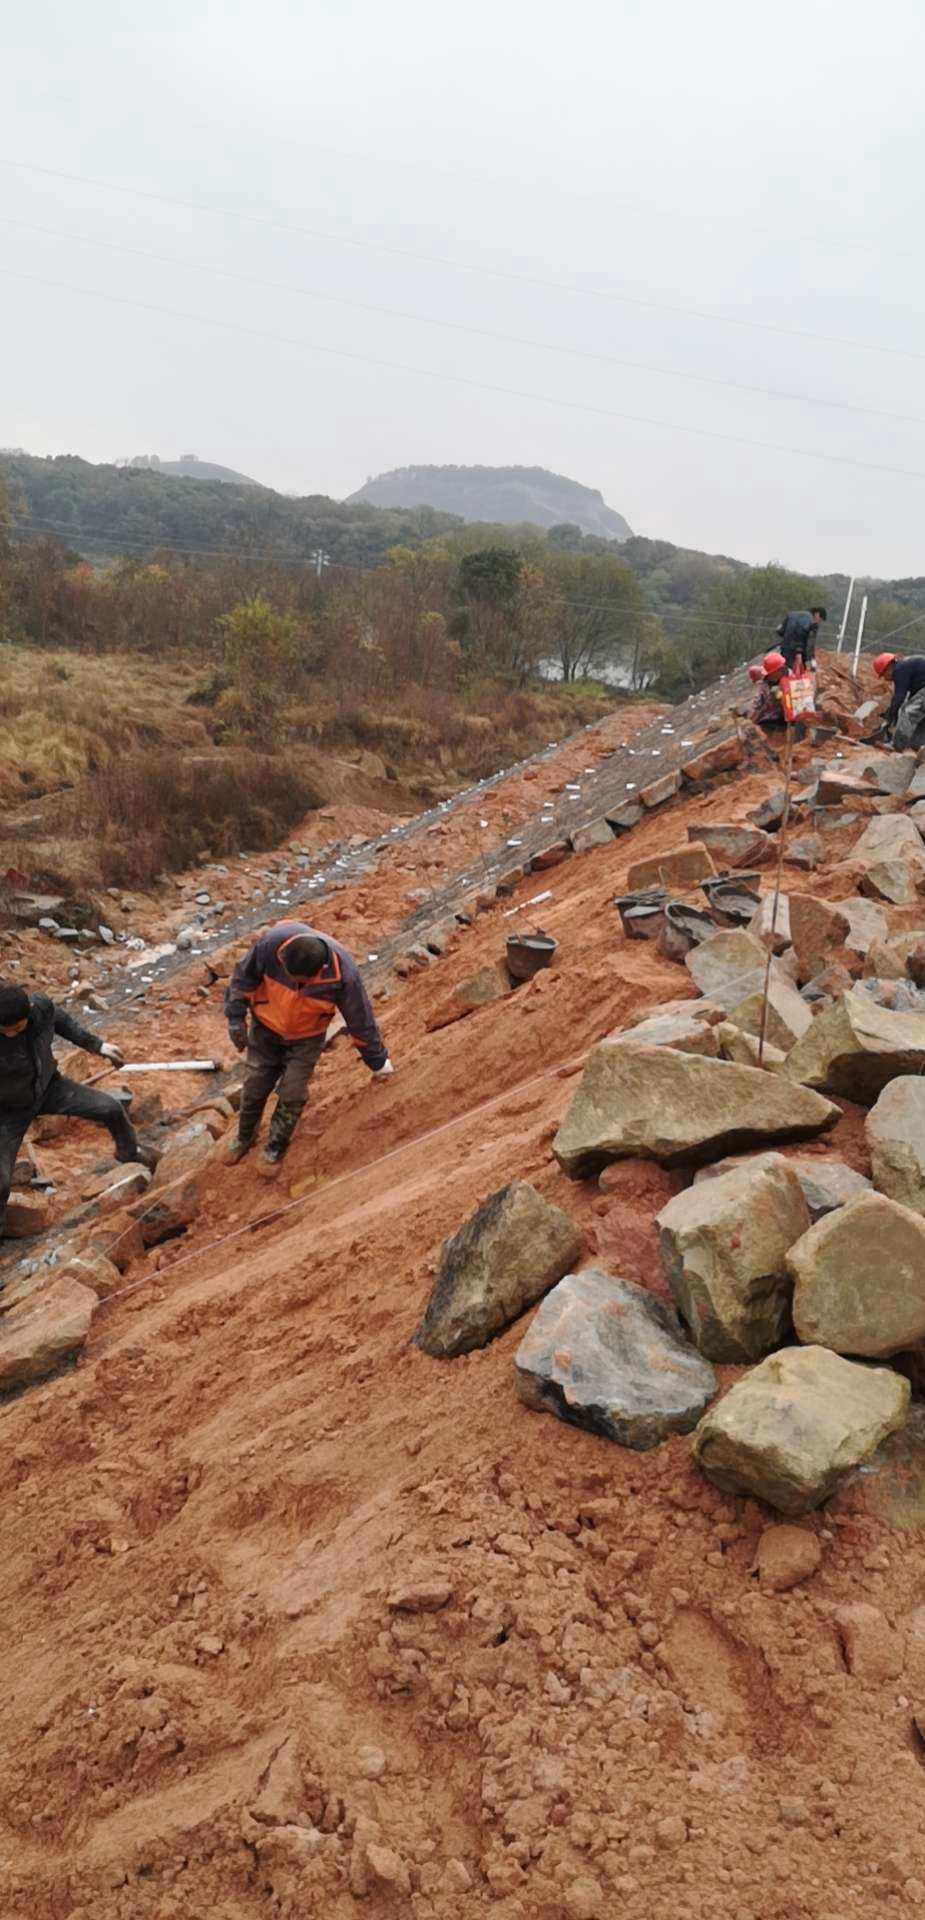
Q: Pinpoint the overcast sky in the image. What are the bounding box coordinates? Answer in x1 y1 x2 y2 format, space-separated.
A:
3 0 925 575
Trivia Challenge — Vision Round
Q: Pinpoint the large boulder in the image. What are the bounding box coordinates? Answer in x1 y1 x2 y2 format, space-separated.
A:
609 1010 720 1057
691 824 772 868
692 1345 909 1515
626 842 716 891
413 1181 583 1358
128 1121 213 1246
851 814 925 872
860 860 921 907
552 1043 838 1178
864 931 925 980
656 1158 809 1362
686 930 769 998
695 1151 870 1221
0 1275 97 1390
789 895 851 982
426 962 513 1032
789 1192 925 1356
722 975 812 1053
514 1268 716 1450
785 988 925 1102
834 896 890 958
866 1078 925 1216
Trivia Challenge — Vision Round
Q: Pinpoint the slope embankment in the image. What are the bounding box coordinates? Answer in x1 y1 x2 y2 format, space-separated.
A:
5 654 925 1920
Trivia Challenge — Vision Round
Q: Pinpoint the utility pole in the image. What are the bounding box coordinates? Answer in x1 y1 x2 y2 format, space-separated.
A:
852 593 869 674
311 548 331 582
836 575 855 653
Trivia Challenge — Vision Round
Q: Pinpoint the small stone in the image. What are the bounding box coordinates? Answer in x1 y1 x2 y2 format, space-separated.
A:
755 1524 822 1592
654 1815 687 1851
366 1845 411 1895
564 1877 604 1919
355 1745 387 1779
196 1634 224 1657
387 1581 452 1612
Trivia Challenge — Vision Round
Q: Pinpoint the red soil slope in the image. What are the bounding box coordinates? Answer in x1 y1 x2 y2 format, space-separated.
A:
4 666 925 1920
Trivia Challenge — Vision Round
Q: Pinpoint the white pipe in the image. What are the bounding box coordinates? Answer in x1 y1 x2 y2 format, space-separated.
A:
852 594 869 674
836 575 856 653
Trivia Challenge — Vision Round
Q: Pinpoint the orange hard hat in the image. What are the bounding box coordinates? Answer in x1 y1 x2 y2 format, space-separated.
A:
762 650 786 676
747 663 764 683
873 652 896 677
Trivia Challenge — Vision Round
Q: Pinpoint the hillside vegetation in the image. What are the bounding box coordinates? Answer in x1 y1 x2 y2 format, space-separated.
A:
347 462 633 539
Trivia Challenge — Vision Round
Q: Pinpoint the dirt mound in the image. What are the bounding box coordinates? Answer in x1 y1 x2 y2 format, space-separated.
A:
3 657 922 1920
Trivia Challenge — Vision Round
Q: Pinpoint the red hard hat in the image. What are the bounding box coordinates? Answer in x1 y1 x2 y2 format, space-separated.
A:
762 650 786 675
748 663 764 683
873 652 896 677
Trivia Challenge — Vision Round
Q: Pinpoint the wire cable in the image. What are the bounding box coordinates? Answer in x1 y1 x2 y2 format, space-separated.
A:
4 212 923 433
4 155 925 367
5 265 925 486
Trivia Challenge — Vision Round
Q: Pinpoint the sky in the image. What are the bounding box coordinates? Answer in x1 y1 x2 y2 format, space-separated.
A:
3 0 925 576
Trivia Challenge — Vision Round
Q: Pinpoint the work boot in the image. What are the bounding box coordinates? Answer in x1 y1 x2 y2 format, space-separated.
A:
258 1101 302 1178
225 1131 256 1166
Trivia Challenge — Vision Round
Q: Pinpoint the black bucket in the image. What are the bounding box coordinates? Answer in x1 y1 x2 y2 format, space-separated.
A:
506 930 558 982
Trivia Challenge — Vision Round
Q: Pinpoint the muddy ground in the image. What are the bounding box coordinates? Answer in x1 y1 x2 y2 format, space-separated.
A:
4 662 925 1920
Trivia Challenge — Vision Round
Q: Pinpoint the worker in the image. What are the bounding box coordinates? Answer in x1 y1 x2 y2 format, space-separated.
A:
224 921 393 1171
749 651 788 728
775 606 826 675
873 653 925 749
0 984 135 1239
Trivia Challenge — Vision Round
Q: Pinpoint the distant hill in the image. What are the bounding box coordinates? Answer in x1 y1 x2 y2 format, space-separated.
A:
0 452 463 568
347 465 632 541
142 454 262 487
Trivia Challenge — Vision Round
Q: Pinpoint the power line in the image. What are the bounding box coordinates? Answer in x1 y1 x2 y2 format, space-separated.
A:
4 155 925 368
4 212 923 433
6 264 925 488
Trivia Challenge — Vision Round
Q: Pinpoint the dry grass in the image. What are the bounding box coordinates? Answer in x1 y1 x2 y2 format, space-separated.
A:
0 645 212 807
2 642 620 899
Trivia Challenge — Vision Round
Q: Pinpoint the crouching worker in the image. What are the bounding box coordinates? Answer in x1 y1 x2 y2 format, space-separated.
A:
224 922 393 1172
0 983 135 1238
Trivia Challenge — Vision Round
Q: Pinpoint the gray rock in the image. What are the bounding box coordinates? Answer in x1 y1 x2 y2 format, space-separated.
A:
866 1077 925 1215
694 1150 871 1221
790 1192 925 1356
860 751 917 796
851 814 925 872
859 860 921 906
834 897 890 958
692 824 773 868
656 1158 809 1362
785 988 925 1102
693 1345 909 1515
608 1010 720 1057
514 1268 716 1450
413 1180 583 1358
552 1042 838 1178
0 1275 97 1389
788 833 823 871
686 929 769 997
722 975 812 1053
748 893 791 954
569 817 615 854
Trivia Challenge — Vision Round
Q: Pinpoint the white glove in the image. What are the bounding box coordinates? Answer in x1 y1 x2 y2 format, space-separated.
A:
372 1060 394 1080
101 1041 124 1066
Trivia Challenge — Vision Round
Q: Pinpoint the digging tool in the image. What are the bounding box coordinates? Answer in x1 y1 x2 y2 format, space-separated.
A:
86 1057 222 1087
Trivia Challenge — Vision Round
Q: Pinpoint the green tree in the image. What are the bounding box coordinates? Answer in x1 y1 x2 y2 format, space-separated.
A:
544 552 649 683
219 593 306 745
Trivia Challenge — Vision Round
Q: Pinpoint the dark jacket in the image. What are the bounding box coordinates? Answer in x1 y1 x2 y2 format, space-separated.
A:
776 610 818 671
0 993 103 1111
225 921 388 1072
887 655 925 727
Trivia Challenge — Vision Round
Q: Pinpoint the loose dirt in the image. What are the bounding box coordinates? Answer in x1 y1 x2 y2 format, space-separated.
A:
5 661 924 1920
